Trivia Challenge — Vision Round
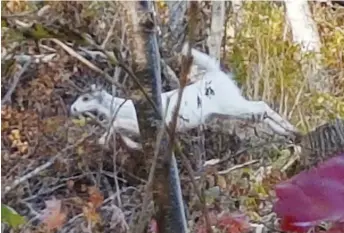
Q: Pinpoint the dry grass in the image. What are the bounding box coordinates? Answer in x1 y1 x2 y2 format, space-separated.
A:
226 1 344 133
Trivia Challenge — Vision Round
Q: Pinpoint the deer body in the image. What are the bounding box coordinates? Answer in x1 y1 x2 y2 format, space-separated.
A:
70 47 298 149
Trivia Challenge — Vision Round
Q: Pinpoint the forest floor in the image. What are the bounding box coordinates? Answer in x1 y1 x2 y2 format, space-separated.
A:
1 1 343 233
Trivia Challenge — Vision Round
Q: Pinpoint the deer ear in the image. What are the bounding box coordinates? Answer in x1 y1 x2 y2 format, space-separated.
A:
181 42 190 56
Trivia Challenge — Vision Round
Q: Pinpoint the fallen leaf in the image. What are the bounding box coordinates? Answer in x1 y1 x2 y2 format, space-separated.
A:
6 0 29 13
77 146 84 156
88 186 104 208
217 212 251 233
83 203 100 224
194 210 251 233
149 218 158 233
66 180 74 190
40 197 66 231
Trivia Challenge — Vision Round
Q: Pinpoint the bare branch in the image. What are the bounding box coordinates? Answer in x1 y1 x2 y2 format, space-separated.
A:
48 38 126 92
1 60 31 106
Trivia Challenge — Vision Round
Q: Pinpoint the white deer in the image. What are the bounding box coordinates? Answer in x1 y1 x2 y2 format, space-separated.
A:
70 45 299 149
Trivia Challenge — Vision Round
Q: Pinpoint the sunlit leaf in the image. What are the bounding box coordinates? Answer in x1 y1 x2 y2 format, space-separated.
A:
83 203 101 224
72 116 87 127
77 146 84 156
1 204 26 228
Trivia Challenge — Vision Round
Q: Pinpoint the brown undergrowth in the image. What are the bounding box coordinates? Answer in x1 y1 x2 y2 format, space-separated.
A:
1 1 343 233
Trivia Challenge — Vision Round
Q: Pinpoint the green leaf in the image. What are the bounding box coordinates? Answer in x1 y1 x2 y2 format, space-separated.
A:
72 116 87 127
1 204 26 228
2 19 8 28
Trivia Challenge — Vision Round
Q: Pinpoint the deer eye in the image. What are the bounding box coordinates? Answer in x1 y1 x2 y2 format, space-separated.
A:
82 96 90 102
99 114 106 121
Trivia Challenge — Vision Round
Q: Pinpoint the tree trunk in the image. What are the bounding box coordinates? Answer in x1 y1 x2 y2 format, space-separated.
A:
284 0 330 92
232 0 244 35
166 0 187 39
123 2 187 233
207 1 225 61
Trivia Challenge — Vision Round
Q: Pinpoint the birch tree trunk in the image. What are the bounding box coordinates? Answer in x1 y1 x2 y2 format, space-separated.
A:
284 0 330 92
232 0 244 36
207 1 225 61
123 2 187 233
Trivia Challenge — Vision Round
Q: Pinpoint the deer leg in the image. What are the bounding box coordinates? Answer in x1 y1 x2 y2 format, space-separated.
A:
262 103 298 135
120 135 142 150
239 100 298 136
98 131 142 150
98 127 115 146
98 118 141 150
264 107 297 136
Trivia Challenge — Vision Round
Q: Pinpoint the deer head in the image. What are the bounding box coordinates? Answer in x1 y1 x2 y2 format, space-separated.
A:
70 84 112 119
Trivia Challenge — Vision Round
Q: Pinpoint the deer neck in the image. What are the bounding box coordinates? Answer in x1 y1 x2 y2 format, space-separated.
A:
97 92 125 115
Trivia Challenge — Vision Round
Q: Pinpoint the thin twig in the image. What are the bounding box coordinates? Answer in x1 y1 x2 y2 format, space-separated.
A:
178 3 213 233
161 59 180 89
112 78 122 209
164 50 192 158
288 81 306 119
60 214 83 233
1 10 36 18
48 38 126 92
2 53 56 63
101 14 118 49
1 60 31 106
197 159 259 179
178 149 213 232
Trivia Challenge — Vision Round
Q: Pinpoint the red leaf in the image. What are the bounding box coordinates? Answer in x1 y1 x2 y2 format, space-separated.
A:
217 212 251 233
273 155 344 232
88 186 104 208
194 211 251 233
279 215 308 233
149 218 158 233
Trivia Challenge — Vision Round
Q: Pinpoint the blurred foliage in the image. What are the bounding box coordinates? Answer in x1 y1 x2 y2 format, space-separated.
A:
226 2 344 132
1 204 26 229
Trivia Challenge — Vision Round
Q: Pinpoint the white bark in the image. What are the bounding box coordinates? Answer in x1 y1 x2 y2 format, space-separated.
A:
284 0 321 53
232 0 244 34
207 1 226 61
284 0 330 92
